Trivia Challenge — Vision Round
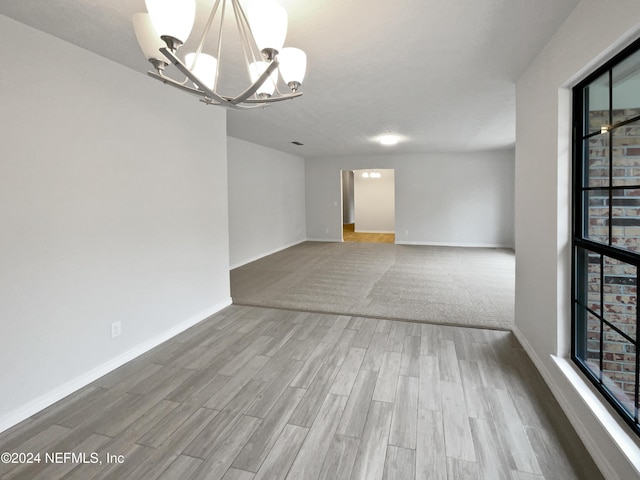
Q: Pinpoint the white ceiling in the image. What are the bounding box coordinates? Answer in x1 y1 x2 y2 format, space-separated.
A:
0 0 579 157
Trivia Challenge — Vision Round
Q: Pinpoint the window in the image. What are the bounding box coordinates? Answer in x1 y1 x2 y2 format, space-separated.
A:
573 38 640 435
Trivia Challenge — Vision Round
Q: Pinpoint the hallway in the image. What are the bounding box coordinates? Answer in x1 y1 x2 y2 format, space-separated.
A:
342 224 395 244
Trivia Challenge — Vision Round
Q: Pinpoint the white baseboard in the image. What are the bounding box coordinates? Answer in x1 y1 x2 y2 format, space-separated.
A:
230 240 307 269
0 298 232 434
305 237 342 243
511 326 640 480
238 238 515 250
396 240 514 249
354 230 395 234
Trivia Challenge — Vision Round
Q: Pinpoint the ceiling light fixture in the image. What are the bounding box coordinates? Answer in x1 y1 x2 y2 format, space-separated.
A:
377 134 400 146
133 0 307 110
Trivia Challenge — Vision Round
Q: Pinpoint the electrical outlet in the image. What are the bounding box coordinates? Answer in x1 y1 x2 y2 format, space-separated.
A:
111 321 122 338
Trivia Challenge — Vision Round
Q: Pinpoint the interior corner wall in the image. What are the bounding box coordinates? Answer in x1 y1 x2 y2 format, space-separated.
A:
306 150 514 247
0 15 231 432
515 1 640 478
227 137 306 268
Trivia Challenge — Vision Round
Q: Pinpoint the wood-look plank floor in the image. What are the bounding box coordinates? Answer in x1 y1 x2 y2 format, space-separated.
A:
0 306 602 480
342 224 395 243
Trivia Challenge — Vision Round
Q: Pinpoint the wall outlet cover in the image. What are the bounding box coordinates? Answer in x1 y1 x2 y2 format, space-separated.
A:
111 321 122 338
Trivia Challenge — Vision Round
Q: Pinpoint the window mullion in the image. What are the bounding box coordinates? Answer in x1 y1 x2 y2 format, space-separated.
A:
608 69 613 247
636 270 640 423
600 255 604 383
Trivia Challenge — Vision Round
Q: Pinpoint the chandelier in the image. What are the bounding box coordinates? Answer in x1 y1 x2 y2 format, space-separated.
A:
133 0 307 109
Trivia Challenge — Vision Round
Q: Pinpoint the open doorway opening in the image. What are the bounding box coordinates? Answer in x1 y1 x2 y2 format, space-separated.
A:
341 169 395 243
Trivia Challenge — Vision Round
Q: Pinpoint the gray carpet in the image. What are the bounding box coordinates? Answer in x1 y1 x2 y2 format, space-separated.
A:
230 241 515 330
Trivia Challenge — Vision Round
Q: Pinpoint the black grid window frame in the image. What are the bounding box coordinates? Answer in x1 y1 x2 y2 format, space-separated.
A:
572 37 640 436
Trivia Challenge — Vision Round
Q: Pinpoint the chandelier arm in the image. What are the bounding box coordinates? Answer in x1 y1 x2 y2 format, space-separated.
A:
214 0 227 91
160 47 231 106
232 0 259 55
242 91 303 104
194 0 222 60
231 0 261 83
230 58 279 104
148 65 190 86
148 71 210 99
200 98 265 110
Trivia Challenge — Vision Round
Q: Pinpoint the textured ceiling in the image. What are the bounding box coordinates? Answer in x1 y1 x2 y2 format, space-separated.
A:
0 0 580 157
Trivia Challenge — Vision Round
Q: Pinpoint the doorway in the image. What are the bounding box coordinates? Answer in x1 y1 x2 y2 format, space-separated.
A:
341 169 395 243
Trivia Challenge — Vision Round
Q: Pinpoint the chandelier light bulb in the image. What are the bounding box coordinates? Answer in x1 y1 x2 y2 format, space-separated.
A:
246 0 288 58
185 53 218 91
145 0 196 47
278 47 307 91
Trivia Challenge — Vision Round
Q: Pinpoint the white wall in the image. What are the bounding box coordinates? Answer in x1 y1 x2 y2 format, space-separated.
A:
227 137 306 268
515 1 640 478
353 169 395 233
307 150 514 247
0 15 231 432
